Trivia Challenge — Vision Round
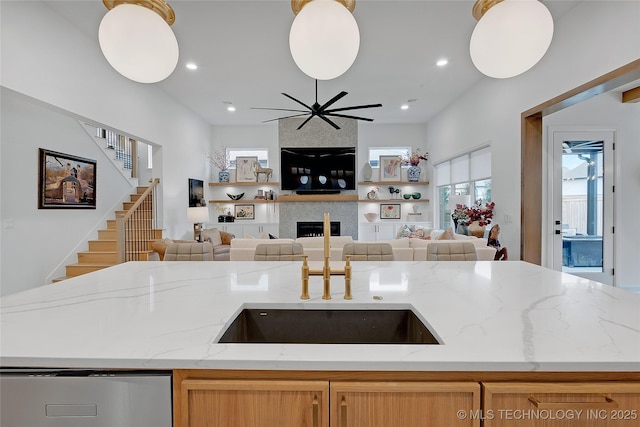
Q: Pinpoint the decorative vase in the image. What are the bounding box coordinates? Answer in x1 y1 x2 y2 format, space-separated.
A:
468 221 486 238
407 165 421 182
362 162 373 181
456 223 469 236
218 170 230 183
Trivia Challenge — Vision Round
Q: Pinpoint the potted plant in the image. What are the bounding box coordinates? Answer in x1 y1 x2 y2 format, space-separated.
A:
207 147 230 182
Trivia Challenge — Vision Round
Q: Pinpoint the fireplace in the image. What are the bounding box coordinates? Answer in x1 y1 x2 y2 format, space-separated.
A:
297 221 341 238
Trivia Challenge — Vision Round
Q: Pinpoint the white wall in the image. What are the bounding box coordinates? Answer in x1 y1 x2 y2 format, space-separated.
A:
1 89 133 295
425 0 640 263
545 92 640 287
1 2 211 294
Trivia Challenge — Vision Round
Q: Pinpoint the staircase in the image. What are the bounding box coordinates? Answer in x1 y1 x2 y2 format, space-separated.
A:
53 184 162 282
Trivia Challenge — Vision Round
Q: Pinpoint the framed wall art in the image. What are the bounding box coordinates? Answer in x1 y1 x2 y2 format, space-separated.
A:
38 148 97 209
188 178 205 207
380 203 401 219
234 204 255 220
379 155 402 181
236 156 258 183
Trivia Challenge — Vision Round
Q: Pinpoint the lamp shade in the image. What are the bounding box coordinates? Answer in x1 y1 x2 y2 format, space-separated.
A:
187 206 209 223
470 0 553 79
99 3 179 83
289 0 360 80
448 194 471 210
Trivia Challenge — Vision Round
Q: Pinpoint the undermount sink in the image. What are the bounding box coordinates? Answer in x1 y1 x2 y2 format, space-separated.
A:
217 307 440 344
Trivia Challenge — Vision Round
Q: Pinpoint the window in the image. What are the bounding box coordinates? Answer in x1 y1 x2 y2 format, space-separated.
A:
147 144 153 169
368 147 410 168
227 148 269 169
434 146 492 229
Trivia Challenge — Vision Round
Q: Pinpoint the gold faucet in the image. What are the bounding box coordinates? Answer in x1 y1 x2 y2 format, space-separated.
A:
300 213 352 300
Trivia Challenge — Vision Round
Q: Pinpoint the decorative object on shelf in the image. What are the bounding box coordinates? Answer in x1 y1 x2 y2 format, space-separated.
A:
380 203 401 219
403 148 428 182
366 188 378 200
253 160 273 182
403 194 411 200
362 161 373 181
363 213 379 222
227 193 244 201
412 205 419 214
187 206 209 242
379 155 402 181
236 156 258 183
411 192 421 199
217 214 235 223
470 0 553 79
188 178 205 207
234 204 255 220
388 186 400 199
207 146 230 183
38 148 97 209
99 0 178 83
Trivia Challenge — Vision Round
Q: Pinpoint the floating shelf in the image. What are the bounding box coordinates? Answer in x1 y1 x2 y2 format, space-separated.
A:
209 199 277 204
209 181 280 187
358 181 429 186
277 194 358 202
358 198 429 203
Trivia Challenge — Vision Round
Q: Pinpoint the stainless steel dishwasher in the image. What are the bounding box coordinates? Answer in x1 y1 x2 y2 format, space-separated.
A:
0 369 172 427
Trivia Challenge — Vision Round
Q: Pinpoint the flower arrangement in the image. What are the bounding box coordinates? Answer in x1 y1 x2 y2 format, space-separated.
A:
207 146 230 171
451 204 470 225
465 200 495 226
404 148 429 166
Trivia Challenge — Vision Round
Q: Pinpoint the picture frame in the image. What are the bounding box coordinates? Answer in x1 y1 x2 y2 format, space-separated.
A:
234 204 255 220
236 156 258 183
188 178 205 207
38 148 97 209
380 203 401 219
379 155 402 181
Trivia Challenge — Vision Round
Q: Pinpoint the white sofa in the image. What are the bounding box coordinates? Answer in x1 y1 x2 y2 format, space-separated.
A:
410 235 496 261
230 236 354 261
230 238 296 261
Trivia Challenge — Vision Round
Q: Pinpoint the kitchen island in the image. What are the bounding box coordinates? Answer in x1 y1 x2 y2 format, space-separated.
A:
2 261 639 426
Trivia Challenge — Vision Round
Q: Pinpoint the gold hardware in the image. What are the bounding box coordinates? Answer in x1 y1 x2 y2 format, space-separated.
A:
344 255 352 300
528 395 619 410
291 0 356 15
312 395 319 427
472 0 503 20
340 396 347 426
103 0 176 26
301 255 310 300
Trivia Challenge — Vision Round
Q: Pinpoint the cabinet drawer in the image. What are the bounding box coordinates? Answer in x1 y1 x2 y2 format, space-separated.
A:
331 381 480 427
483 382 640 427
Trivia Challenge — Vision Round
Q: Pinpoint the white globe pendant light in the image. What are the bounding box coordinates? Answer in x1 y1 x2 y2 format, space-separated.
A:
289 0 360 80
99 1 179 83
470 0 554 79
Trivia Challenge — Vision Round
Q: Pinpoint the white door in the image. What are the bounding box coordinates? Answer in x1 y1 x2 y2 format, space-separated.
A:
550 129 615 284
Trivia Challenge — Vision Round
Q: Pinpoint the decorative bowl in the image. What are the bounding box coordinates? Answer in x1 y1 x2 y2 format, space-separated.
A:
363 213 379 222
227 192 244 200
411 192 421 200
403 194 411 200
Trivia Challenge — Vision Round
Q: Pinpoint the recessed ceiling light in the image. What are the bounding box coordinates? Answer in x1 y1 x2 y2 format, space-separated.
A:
227 106 236 112
436 58 448 67
186 62 198 70
401 104 409 110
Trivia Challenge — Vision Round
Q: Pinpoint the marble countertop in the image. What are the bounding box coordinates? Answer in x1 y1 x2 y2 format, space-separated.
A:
1 261 638 371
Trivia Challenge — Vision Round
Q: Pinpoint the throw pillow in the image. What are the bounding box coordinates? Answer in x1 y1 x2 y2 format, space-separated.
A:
437 227 455 240
202 228 222 246
395 224 414 239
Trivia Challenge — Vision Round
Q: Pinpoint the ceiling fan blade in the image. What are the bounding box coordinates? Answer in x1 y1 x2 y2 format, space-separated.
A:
324 112 374 122
296 115 316 130
325 103 383 113
261 113 311 123
318 91 348 111
282 93 313 111
251 107 308 113
317 114 341 129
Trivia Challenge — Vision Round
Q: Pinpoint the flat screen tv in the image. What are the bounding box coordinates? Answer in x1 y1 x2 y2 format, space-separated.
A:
281 147 356 192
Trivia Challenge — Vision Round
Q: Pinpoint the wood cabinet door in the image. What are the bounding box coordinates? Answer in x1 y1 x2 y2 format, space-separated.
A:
179 379 328 427
483 382 640 427
330 381 480 427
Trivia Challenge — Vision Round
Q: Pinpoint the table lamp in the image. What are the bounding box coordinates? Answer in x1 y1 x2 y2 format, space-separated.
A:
187 206 209 242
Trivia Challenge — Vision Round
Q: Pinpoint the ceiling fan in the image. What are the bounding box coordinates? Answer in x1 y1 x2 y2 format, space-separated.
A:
252 80 382 130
